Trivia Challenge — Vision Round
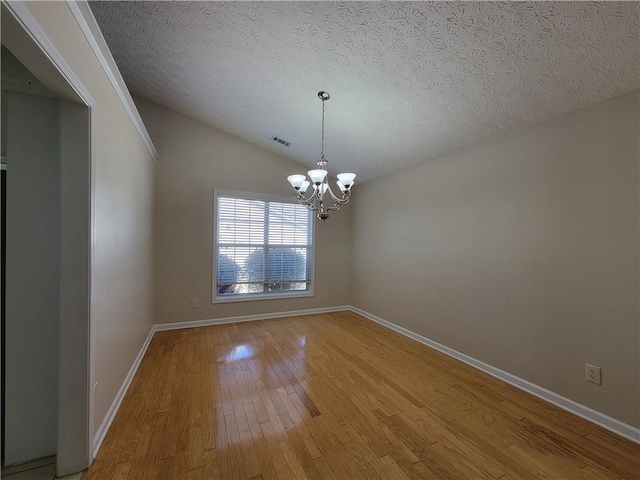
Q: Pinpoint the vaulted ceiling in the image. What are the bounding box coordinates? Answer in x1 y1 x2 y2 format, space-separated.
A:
90 1 639 182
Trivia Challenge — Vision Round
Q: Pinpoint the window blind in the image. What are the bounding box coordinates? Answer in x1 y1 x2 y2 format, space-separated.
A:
215 191 313 299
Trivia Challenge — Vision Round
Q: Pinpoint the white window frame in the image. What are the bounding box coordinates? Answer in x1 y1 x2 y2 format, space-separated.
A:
212 189 315 304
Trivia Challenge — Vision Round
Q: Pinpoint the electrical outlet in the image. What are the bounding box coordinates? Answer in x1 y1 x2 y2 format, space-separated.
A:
191 298 199 308
586 364 601 385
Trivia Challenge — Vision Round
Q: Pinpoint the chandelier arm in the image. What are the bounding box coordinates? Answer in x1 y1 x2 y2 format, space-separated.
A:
325 184 351 204
299 195 320 212
324 183 338 201
295 187 318 204
331 196 350 208
327 196 350 212
295 188 325 212
305 204 321 212
324 191 350 212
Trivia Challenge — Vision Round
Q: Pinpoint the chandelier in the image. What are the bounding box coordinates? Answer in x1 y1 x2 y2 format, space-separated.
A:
287 91 356 221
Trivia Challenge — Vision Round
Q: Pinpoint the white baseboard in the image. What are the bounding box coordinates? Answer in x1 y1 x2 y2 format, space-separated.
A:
152 305 350 332
93 303 639 457
92 305 350 456
92 327 155 456
349 305 640 445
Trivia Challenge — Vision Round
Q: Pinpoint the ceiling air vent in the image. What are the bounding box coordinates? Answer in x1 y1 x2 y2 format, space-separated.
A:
271 136 292 147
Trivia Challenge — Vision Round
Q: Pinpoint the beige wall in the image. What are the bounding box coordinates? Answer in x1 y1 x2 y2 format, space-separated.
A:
352 90 640 428
16 1 638 444
23 1 156 438
134 97 352 325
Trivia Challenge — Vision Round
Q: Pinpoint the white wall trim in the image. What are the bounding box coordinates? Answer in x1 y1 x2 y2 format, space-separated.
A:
153 305 350 332
87 105 98 462
349 305 640 445
93 303 639 458
3 0 98 468
92 327 154 457
66 0 159 162
3 1 95 107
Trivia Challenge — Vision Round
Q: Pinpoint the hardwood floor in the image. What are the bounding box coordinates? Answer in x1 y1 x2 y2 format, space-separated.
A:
83 311 640 480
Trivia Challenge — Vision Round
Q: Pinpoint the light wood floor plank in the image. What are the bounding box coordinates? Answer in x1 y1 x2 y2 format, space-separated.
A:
83 312 640 479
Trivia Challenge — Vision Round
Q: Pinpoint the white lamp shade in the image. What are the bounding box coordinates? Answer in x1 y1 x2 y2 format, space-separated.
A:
299 180 310 193
287 174 306 189
308 169 328 184
337 173 356 187
337 181 347 193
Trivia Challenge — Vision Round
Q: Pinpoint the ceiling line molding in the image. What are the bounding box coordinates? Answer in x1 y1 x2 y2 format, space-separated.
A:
66 0 159 162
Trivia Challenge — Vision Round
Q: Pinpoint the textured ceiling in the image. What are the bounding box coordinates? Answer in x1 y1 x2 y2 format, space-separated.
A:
90 1 639 182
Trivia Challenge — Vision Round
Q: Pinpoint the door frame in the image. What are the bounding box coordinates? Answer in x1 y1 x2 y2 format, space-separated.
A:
1 1 96 474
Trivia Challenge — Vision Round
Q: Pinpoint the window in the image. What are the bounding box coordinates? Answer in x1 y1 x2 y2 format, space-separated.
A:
214 190 314 302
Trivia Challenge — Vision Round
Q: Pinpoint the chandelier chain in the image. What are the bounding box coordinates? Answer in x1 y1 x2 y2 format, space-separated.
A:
321 97 325 159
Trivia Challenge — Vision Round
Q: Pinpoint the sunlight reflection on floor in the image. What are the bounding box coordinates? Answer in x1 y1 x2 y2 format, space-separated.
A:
223 343 254 362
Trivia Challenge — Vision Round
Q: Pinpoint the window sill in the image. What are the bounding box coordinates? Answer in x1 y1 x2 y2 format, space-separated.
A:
212 291 314 304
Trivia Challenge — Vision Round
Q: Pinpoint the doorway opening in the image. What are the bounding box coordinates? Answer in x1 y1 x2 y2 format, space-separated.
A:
2 47 61 475
1 3 94 477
